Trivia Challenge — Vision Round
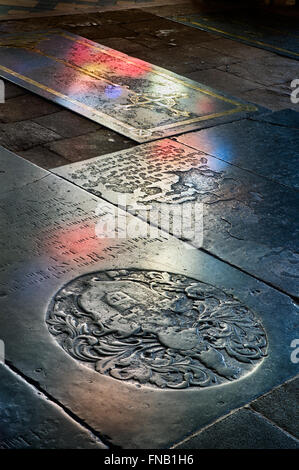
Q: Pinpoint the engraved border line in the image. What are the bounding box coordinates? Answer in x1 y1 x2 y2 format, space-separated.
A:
0 30 257 135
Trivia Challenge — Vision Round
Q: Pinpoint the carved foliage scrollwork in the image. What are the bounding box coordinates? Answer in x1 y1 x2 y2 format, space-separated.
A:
47 269 267 389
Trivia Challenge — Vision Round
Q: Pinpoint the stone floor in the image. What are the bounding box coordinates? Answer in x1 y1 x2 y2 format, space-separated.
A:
0 5 298 168
0 0 298 450
0 0 273 20
0 0 184 19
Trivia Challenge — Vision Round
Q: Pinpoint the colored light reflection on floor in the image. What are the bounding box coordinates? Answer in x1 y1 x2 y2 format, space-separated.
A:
0 30 257 142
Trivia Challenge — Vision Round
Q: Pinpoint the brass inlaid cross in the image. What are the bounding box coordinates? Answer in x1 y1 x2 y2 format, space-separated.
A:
122 93 190 117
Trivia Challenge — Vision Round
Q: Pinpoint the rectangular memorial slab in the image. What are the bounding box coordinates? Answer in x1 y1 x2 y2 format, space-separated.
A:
54 139 299 297
0 30 260 143
175 111 299 191
0 149 298 448
0 364 107 449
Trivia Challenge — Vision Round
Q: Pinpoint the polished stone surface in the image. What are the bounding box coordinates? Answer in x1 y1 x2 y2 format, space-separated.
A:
54 139 298 297
175 111 299 190
167 9 299 60
0 364 107 449
0 148 297 448
0 30 259 142
0 145 47 194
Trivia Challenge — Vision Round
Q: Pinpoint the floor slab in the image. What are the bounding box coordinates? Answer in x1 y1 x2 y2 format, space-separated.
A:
0 30 260 142
0 145 47 194
0 148 298 448
251 376 299 440
0 1 182 19
0 93 60 123
54 138 298 297
0 363 107 449
241 84 299 112
174 408 299 449
251 109 299 129
175 110 299 191
0 120 61 152
18 145 70 169
166 9 299 60
218 55 299 88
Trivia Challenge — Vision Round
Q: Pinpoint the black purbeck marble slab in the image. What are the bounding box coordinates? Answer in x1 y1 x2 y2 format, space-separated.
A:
175 111 299 191
0 148 297 448
54 139 298 297
0 30 260 143
0 364 107 449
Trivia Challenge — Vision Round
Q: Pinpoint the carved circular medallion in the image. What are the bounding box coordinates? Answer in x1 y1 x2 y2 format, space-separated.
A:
47 269 267 389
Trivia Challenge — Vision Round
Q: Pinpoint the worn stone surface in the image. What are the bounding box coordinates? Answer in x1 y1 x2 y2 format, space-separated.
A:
167 10 299 60
139 26 217 47
0 10 156 34
185 69 259 97
218 57 299 87
0 364 107 449
0 152 298 448
123 46 211 75
0 5 298 448
126 33 174 51
0 121 61 152
0 94 60 124
174 408 299 449
64 24 133 41
33 110 101 139
54 139 298 296
0 2 179 21
140 44 241 74
96 37 151 58
123 16 208 37
99 37 240 74
19 146 70 169
0 145 47 194
251 109 299 129
86 8 157 25
143 3 205 18
3 80 27 100
0 30 259 143
46 129 134 162
198 38 277 61
176 112 299 190
251 377 299 439
242 84 299 112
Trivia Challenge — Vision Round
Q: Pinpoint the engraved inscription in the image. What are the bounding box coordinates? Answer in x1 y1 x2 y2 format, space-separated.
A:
47 269 267 389
60 140 298 287
65 142 223 205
